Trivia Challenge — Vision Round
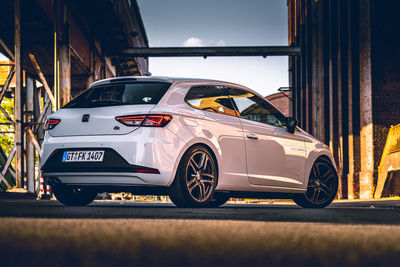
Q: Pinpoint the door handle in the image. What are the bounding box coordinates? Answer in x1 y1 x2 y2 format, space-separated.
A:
246 133 258 140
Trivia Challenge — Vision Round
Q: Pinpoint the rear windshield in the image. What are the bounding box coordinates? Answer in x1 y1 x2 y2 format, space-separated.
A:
63 82 171 109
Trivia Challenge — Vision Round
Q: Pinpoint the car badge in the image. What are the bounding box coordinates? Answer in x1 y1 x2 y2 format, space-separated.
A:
82 114 90 122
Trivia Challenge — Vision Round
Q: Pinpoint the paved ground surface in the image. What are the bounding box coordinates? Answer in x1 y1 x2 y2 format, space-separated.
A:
1 199 400 266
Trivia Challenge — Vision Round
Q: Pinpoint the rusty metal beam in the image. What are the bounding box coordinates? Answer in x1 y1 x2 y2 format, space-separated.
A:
14 0 24 188
35 99 51 133
29 53 57 108
0 38 15 61
26 77 35 193
1 145 16 179
116 46 301 58
0 106 14 125
0 65 15 104
26 128 42 155
59 0 71 107
0 173 11 189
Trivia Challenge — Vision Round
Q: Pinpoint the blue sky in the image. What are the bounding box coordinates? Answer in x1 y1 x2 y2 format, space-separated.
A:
1 0 288 97
137 0 289 96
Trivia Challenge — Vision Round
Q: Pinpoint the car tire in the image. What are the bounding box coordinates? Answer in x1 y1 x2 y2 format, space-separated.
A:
206 192 230 208
293 157 338 208
52 185 98 206
169 145 218 208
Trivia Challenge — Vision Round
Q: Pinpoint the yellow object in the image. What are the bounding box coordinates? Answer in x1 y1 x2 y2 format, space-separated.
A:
375 124 400 198
0 61 10 85
378 124 400 176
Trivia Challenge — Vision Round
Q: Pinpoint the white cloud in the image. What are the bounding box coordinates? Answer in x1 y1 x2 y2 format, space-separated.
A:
183 38 228 47
216 40 227 46
183 37 204 47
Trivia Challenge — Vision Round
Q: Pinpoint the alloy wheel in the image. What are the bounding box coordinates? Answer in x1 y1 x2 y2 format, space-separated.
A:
305 160 336 205
185 150 216 202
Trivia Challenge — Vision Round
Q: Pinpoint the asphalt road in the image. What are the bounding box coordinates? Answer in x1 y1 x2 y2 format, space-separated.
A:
1 199 400 266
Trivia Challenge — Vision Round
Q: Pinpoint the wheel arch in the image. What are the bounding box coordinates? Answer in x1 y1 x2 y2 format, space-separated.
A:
188 143 219 175
304 150 338 186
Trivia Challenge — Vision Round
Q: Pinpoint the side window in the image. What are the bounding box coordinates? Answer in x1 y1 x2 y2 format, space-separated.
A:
229 88 286 127
185 86 237 117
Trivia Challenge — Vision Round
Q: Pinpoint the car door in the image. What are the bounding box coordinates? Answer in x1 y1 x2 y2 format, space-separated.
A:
228 88 307 188
184 85 248 189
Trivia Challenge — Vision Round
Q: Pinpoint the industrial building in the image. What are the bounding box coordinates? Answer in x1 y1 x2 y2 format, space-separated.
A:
0 0 148 192
288 0 400 199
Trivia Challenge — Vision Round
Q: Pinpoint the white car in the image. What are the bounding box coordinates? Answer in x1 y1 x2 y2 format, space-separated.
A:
41 76 338 208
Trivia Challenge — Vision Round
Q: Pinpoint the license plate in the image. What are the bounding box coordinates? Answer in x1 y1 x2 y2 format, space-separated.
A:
62 150 105 162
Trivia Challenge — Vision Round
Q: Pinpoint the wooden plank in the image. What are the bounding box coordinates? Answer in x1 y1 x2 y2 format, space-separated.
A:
29 53 56 108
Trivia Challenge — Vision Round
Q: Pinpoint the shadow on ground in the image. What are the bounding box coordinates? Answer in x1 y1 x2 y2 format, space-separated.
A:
1 199 400 225
2 200 400 266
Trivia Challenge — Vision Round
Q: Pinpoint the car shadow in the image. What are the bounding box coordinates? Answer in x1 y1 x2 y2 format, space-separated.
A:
1 199 400 225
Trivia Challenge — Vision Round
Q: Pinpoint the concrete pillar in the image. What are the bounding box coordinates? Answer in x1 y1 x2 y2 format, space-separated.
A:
358 0 374 199
346 0 359 199
311 25 318 138
315 2 325 143
25 77 35 193
321 0 330 145
328 0 341 197
59 0 71 107
336 0 345 197
346 0 355 199
14 0 24 188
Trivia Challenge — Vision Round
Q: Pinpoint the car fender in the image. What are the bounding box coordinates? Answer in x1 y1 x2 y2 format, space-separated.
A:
304 141 338 188
166 128 222 187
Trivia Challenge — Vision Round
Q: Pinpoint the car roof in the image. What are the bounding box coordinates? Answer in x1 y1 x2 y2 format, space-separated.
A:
86 76 287 118
88 76 271 105
89 76 243 88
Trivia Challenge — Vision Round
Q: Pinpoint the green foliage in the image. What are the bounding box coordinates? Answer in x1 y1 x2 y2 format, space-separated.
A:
0 97 14 155
0 97 15 190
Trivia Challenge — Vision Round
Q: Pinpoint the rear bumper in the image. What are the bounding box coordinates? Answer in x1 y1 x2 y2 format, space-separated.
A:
41 127 186 187
44 175 170 195
43 172 158 186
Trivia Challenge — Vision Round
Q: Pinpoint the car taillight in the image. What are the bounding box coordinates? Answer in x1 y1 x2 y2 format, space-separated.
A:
44 119 61 130
115 115 146 126
115 114 172 127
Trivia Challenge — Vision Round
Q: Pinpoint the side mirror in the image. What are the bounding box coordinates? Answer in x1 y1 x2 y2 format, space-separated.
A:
286 117 298 134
